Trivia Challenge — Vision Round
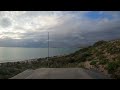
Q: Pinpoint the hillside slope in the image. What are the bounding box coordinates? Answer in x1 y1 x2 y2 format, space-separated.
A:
69 40 120 78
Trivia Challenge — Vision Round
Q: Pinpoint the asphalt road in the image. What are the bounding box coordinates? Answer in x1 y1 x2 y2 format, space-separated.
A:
10 68 110 79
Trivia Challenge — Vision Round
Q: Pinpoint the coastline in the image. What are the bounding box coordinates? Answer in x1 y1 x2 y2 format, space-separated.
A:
0 40 120 79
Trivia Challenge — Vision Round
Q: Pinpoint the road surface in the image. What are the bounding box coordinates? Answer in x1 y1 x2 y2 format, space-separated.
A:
10 68 110 79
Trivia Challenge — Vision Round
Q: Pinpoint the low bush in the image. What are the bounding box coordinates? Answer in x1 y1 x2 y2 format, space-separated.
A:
90 60 97 65
107 62 120 73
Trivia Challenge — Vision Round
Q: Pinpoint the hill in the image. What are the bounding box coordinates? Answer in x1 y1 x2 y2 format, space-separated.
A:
69 40 120 78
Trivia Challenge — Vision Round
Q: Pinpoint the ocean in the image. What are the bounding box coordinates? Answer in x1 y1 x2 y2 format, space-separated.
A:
0 47 79 63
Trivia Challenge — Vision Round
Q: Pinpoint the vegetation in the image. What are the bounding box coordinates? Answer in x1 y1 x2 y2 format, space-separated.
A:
0 39 120 79
99 59 108 65
107 61 120 72
90 60 98 65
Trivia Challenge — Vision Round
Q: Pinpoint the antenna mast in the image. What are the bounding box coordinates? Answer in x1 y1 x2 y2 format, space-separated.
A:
48 32 49 61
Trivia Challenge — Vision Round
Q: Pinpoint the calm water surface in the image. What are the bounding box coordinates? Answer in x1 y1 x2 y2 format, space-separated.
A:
0 47 79 63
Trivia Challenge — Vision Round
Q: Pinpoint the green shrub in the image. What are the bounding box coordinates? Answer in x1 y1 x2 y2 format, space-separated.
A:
96 51 103 57
80 47 89 52
90 60 97 65
106 44 120 54
94 40 107 47
79 52 92 62
99 59 108 65
107 62 120 73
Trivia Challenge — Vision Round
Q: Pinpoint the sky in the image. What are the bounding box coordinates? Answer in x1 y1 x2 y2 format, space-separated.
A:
0 11 120 47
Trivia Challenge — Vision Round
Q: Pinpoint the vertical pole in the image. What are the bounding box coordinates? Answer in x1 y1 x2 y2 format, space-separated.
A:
48 32 49 67
48 32 49 61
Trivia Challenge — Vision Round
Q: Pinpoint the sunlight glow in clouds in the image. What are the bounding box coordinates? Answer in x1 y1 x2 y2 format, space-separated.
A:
0 11 120 47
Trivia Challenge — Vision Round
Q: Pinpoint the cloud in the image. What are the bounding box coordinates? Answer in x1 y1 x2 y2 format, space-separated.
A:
0 18 12 28
0 11 120 47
